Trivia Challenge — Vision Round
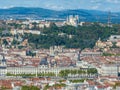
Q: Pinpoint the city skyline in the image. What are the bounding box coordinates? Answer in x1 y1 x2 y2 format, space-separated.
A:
0 0 120 12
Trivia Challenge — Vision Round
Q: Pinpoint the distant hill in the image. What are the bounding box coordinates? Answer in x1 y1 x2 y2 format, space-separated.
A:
0 7 120 23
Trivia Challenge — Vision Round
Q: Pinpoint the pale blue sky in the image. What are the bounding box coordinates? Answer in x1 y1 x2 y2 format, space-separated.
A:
0 0 120 12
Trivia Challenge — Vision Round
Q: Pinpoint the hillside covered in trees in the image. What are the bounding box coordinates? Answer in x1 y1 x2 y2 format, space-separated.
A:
23 23 120 49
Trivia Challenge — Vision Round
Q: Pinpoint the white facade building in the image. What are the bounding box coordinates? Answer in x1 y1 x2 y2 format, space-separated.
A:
66 15 79 27
101 64 118 76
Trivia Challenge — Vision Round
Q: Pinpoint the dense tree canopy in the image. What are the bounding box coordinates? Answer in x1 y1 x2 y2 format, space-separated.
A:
11 23 120 49
21 86 39 90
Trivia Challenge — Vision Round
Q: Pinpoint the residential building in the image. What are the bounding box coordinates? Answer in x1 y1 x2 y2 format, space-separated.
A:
101 64 118 77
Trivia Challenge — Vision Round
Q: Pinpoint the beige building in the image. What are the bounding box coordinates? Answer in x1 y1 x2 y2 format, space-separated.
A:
39 21 50 28
65 15 79 27
10 29 41 35
95 39 113 48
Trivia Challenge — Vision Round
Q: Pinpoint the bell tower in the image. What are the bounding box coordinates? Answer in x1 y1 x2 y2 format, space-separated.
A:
77 50 81 61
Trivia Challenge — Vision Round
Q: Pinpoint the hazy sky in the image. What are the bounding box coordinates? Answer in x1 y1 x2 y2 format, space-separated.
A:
0 0 120 12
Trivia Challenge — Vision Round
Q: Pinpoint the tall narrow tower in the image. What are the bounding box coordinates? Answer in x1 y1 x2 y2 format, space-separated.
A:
77 50 81 61
107 11 112 27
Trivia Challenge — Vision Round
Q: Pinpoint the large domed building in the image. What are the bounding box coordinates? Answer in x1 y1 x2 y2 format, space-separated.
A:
39 57 48 68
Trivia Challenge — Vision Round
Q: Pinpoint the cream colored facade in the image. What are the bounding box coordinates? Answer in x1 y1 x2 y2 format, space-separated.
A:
39 22 50 28
66 15 79 26
95 39 113 48
0 66 78 76
10 29 41 35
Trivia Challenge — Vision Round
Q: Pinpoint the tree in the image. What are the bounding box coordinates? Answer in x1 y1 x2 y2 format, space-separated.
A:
87 68 98 74
21 86 39 90
23 23 120 49
12 39 19 45
3 39 8 46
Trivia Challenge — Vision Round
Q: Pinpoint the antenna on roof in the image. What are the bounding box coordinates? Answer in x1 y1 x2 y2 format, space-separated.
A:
107 11 112 27
96 15 99 23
